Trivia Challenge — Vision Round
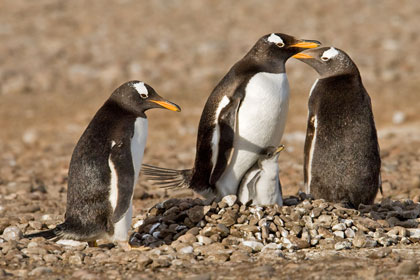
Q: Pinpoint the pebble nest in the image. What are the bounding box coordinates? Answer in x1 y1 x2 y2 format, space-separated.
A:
2 193 420 276
129 193 420 254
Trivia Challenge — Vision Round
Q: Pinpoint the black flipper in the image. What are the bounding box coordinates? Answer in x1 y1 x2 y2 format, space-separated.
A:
109 142 135 223
141 164 193 189
209 97 241 185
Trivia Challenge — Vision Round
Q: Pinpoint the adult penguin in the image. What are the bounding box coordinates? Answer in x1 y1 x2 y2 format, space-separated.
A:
143 33 320 203
24 81 181 244
293 47 381 208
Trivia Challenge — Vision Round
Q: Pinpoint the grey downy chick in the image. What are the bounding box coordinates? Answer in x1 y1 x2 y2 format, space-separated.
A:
238 145 284 206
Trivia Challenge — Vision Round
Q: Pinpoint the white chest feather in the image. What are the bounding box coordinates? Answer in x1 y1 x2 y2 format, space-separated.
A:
238 72 289 144
108 117 148 241
307 116 318 193
216 72 289 197
131 117 148 184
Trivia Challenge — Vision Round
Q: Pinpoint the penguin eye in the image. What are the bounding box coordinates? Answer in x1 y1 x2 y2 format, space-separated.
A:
321 56 330 62
276 42 285 48
140 93 148 99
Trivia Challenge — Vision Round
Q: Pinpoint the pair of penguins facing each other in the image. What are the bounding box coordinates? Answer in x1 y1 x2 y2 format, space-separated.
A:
25 33 380 246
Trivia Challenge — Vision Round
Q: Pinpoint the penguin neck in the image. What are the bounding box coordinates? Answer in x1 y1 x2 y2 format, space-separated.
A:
237 54 286 74
104 99 147 119
319 72 361 83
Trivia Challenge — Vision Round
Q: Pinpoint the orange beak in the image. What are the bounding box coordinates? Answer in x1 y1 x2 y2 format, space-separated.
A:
292 53 314 59
149 100 181 112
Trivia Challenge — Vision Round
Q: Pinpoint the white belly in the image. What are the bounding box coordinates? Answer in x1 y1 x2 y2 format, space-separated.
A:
109 117 148 241
216 72 289 198
131 117 148 185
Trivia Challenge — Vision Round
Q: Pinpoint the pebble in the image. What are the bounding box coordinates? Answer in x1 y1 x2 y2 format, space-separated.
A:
29 267 53 276
1 226 22 241
178 246 193 254
242 240 264 252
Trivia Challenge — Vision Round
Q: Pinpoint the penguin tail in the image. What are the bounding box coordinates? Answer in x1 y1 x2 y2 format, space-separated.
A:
24 224 65 240
24 228 60 240
141 164 192 189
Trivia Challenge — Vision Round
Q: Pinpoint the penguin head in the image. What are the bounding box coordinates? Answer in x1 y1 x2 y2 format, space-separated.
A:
110 81 181 116
247 33 321 70
293 47 359 78
258 145 285 168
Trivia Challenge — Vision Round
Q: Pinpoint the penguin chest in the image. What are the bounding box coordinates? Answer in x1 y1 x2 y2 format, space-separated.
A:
130 117 148 184
216 73 289 196
108 117 148 241
238 72 289 147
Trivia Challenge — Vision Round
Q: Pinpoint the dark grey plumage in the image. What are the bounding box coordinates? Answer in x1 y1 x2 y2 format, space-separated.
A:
24 81 180 243
294 47 381 209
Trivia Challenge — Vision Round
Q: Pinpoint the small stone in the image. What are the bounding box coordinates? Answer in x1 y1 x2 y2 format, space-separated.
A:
288 235 310 249
151 257 171 269
318 227 334 238
28 221 42 230
197 235 213 245
207 253 230 263
27 241 39 248
68 254 83 265
220 209 237 227
43 254 59 263
186 205 205 224
177 233 197 244
396 261 419 275
137 255 152 269
317 215 332 226
178 246 193 254
344 228 355 238
29 267 52 276
2 226 22 241
239 225 259 233
261 243 282 252
333 231 345 239
310 208 322 218
318 238 336 250
242 240 264 252
334 241 351 250
215 224 230 237
332 223 346 231
353 232 367 248
229 250 250 262
283 197 300 206
221 195 237 207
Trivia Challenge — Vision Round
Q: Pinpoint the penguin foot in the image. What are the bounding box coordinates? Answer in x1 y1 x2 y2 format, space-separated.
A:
87 240 98 247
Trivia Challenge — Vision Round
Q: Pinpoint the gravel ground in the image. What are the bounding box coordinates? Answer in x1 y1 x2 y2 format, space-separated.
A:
1 0 420 279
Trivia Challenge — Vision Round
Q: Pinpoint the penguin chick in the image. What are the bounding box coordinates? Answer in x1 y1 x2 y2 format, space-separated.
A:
237 145 284 206
142 33 320 202
293 47 381 209
24 81 181 243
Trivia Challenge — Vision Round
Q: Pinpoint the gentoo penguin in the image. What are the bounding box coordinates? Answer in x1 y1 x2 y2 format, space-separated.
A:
293 47 381 208
24 81 181 244
142 33 320 203
237 145 285 206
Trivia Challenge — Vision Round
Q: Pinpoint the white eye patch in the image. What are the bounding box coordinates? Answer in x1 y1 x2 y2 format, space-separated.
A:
132 82 148 98
321 47 339 61
267 33 284 46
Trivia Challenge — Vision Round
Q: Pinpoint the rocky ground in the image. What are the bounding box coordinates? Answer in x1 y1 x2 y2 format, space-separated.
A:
1 0 420 279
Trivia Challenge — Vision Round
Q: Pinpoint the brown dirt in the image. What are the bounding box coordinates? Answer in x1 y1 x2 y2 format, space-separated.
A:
1 0 420 279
